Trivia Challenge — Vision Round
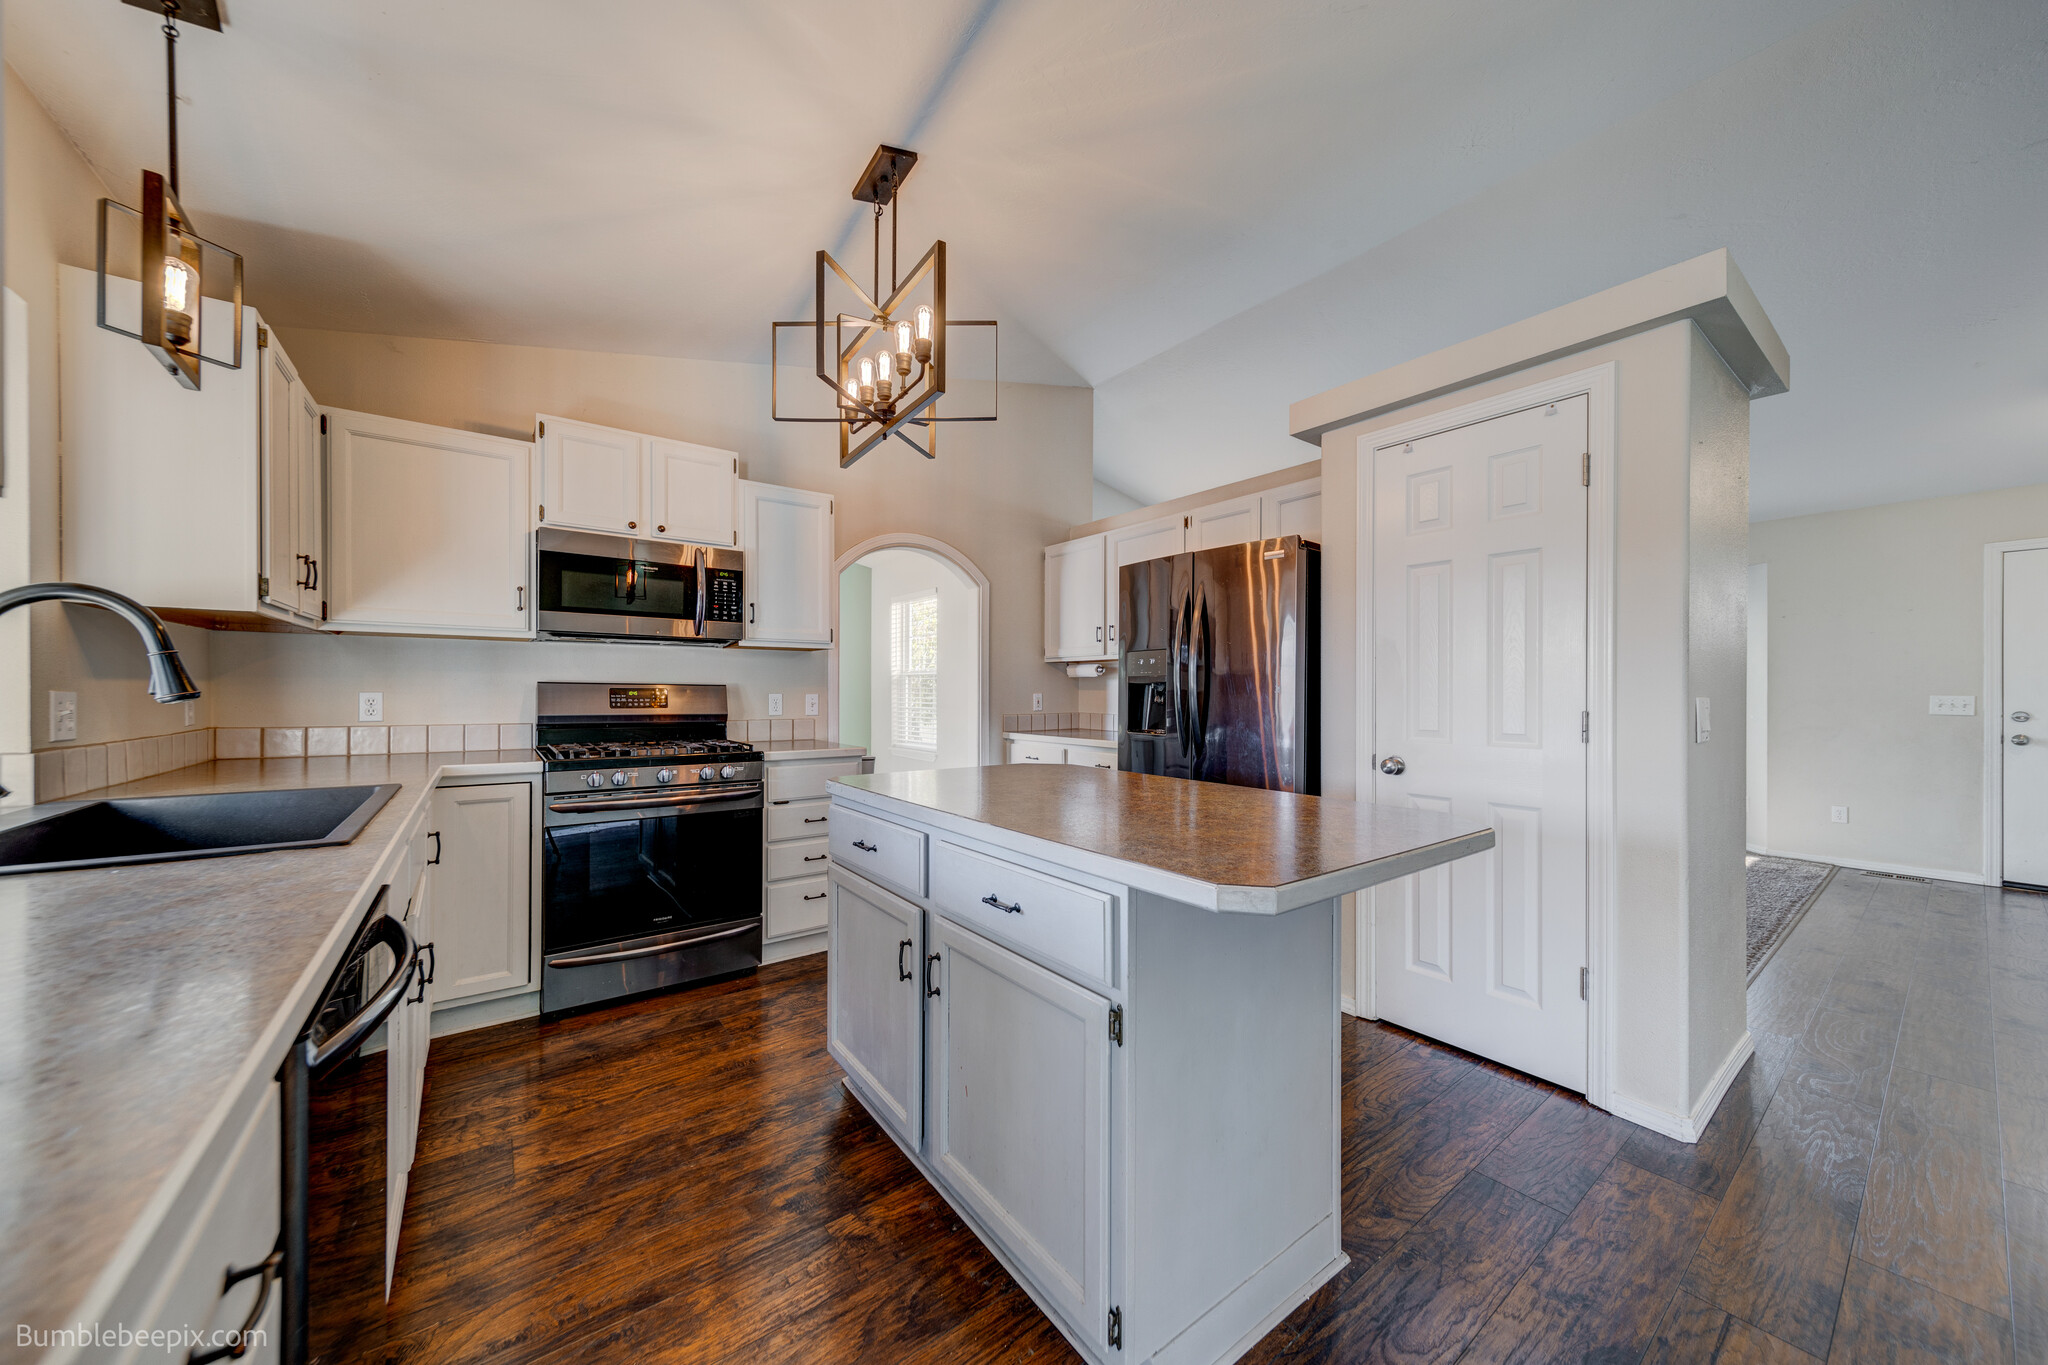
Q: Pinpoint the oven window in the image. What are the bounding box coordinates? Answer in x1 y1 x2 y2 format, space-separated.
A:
543 804 761 951
538 550 698 620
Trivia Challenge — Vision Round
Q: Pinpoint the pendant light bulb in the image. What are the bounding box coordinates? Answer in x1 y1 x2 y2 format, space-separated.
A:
857 356 875 406
874 348 895 403
895 320 914 376
913 303 934 363
162 253 198 349
842 371 859 409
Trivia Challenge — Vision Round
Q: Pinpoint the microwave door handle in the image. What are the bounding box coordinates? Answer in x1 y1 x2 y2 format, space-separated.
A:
695 547 708 636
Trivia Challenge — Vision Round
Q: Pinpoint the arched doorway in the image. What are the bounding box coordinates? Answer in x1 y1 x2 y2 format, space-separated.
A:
829 534 992 768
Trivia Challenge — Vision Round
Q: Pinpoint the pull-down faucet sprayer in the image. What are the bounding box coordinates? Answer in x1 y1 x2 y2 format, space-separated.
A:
0 581 201 702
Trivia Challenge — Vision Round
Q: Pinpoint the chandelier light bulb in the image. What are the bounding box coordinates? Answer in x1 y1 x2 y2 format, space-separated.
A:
913 303 934 363
857 356 875 406
874 349 895 403
895 320 914 375
842 371 860 408
162 253 198 348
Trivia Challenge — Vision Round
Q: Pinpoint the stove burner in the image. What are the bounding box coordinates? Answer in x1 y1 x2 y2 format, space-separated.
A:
537 738 759 764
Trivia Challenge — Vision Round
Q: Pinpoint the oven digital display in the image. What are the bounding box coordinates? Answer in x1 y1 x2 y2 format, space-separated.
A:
608 687 669 709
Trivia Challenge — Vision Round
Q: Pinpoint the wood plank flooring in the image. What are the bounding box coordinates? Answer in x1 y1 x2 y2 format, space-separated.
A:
335 871 2044 1363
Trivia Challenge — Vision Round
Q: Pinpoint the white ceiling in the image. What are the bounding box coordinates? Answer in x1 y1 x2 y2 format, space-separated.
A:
8 0 2045 518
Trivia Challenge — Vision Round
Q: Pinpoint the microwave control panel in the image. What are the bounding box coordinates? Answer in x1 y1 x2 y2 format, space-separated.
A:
706 567 745 622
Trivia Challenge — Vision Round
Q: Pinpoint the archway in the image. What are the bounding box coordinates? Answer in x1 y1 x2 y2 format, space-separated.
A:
829 533 993 768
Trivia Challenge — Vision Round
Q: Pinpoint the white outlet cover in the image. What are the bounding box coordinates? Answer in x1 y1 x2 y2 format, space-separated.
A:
768 692 784 717
1033 693 1044 712
1693 697 1711 743
1831 806 1850 823
49 691 78 743
359 691 384 722
1929 695 1976 715
183 701 196 727
805 693 820 716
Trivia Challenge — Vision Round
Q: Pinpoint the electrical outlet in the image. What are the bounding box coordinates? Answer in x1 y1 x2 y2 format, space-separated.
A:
1033 693 1044 712
183 700 196 727
359 692 383 722
768 692 784 717
805 693 820 716
48 692 77 743
1930 695 1976 715
1831 806 1849 824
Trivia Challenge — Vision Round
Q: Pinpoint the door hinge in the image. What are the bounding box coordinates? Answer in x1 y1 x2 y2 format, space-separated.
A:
320 601 328 622
256 324 269 348
258 574 270 599
1108 1306 1123 1350
1581 452 1590 486
1109 1005 1124 1047
538 504 546 522
1580 967 1589 1000
1581 711 1589 743
537 419 545 438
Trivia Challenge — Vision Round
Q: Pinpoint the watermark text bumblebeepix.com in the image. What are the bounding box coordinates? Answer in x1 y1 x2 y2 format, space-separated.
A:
17 1322 267 1355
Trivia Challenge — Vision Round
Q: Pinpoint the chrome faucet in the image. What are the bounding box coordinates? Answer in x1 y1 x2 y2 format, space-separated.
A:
0 582 201 702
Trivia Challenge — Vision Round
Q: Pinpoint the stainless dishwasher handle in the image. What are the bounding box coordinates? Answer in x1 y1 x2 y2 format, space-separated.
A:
546 922 754 968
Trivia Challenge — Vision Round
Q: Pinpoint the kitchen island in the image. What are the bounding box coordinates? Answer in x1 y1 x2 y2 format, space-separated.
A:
824 765 1494 1365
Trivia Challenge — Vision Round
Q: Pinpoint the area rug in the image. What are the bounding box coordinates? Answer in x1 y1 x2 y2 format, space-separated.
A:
1746 855 1837 981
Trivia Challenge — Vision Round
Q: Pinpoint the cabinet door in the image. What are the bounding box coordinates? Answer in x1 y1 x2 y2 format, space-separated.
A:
1104 515 1184 650
1259 478 1321 542
294 381 325 620
1188 493 1261 550
1043 535 1108 660
646 438 737 547
1009 739 1067 765
827 872 924 1144
325 409 534 636
259 340 307 620
928 917 1111 1345
427 782 533 1003
538 415 642 534
739 480 835 646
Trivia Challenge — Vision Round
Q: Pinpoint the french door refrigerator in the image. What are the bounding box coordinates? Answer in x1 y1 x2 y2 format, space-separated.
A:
1118 535 1319 793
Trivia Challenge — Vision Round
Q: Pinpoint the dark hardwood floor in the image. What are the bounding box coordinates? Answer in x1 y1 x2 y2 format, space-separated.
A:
339 871 2044 1363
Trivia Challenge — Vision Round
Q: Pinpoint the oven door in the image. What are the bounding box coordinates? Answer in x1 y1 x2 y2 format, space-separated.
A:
534 528 745 644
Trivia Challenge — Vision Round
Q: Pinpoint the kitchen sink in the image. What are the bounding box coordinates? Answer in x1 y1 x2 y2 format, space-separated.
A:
0 784 402 875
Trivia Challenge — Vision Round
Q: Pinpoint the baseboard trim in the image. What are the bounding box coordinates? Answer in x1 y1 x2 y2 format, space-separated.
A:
1605 1031 1754 1144
1340 994 1358 1018
431 989 539 1038
1761 847 1983 886
764 931 827 964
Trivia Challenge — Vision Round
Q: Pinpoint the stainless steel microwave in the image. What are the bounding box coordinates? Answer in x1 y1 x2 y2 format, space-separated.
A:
534 528 745 645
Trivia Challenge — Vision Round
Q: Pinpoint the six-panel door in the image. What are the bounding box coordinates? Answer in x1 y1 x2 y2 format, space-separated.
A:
827 872 924 1144
927 915 1111 1349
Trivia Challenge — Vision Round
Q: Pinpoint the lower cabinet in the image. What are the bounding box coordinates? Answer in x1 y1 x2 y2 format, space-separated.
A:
427 782 534 1004
826 873 924 1140
386 854 435 1289
764 756 861 943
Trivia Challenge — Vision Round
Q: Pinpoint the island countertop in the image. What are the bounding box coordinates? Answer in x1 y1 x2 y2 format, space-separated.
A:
830 764 1494 913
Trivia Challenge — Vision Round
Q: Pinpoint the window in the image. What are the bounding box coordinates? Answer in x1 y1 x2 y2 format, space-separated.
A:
891 592 939 757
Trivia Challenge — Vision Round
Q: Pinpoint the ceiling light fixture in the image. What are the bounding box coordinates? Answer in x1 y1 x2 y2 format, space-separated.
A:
96 0 243 390
772 145 996 468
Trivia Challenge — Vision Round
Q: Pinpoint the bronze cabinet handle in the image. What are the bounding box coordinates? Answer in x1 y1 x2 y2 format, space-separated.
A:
898 938 913 981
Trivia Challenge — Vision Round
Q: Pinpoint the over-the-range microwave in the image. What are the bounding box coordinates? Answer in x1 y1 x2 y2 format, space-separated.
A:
534 527 745 645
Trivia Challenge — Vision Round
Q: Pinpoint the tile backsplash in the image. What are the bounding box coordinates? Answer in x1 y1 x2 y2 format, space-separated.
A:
1002 713 1116 734
33 728 215 803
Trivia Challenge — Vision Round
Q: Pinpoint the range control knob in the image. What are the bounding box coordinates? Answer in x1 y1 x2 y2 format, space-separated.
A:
610 771 630 787
654 768 677 785
583 772 604 790
720 765 738 780
699 766 717 781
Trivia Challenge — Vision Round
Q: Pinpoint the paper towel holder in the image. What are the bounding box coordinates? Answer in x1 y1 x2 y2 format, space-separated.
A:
1065 662 1107 679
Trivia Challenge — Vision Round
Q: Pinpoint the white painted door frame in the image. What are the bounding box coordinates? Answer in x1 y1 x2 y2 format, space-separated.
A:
1354 362 1619 1110
828 533 995 767
1981 537 2048 884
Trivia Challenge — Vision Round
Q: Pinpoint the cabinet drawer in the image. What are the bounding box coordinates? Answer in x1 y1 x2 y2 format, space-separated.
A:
1010 739 1065 764
767 798 832 842
767 758 863 803
767 836 832 882
766 875 831 939
930 840 1113 986
1064 746 1116 770
829 802 927 900
129 1084 281 1365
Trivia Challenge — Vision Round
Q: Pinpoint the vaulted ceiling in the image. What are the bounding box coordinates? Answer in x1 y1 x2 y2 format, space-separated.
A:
9 0 2045 518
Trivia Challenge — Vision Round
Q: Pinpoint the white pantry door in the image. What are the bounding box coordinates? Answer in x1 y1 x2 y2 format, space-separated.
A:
1370 397 1590 1090
2003 548 2048 886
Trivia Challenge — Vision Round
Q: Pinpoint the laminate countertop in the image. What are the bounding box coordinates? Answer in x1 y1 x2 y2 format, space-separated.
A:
830 764 1495 913
0 750 539 1342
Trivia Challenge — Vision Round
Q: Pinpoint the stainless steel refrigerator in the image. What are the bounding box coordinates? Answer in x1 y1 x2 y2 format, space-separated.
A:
1118 536 1319 792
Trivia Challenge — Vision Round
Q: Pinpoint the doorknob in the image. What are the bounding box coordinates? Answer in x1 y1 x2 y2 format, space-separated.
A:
2014 735 2032 747
2014 712 2032 723
1380 756 1406 775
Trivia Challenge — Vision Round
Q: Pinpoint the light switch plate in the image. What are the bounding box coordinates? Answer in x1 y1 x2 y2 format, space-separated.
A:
768 692 784 717
1693 697 1711 743
804 693 820 716
49 691 77 743
359 692 383 722
1832 806 1850 823
183 701 196 727
1033 693 1044 712
1930 695 1976 715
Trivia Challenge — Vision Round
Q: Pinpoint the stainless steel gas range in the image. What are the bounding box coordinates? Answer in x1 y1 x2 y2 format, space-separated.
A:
536 682 763 1014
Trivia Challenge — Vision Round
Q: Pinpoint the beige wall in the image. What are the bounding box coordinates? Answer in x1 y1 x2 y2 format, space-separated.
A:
1749 482 2048 879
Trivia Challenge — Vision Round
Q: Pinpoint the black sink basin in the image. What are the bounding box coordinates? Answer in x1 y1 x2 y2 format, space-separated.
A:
0 784 402 875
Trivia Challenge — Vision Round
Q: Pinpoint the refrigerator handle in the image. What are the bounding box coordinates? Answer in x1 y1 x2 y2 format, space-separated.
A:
1174 587 1194 755
1192 586 1213 765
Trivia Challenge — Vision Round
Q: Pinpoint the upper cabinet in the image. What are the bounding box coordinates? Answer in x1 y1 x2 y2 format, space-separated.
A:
1104 515 1186 647
1259 478 1322 541
260 337 324 626
739 480 834 648
1044 534 1110 662
537 414 737 547
324 409 534 638
1187 493 1262 551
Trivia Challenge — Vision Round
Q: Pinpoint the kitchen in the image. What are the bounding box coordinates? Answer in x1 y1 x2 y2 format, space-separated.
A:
7 4 2045 1365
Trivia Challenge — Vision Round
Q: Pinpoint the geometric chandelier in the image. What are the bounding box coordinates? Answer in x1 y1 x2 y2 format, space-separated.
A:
772 145 996 468
96 0 243 390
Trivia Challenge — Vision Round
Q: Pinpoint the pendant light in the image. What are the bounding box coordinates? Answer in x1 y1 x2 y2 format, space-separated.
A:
772 146 997 468
96 0 243 390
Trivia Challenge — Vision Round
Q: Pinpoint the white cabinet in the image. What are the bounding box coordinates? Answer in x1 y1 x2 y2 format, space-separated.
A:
1065 746 1116 770
764 756 860 943
1008 738 1069 765
1104 514 1184 647
1260 477 1322 542
1044 533 1110 661
1188 492 1262 550
259 335 324 625
537 414 738 547
927 915 1112 1346
826 872 925 1144
426 782 533 1004
739 480 835 647
386 839 434 1291
324 409 534 638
